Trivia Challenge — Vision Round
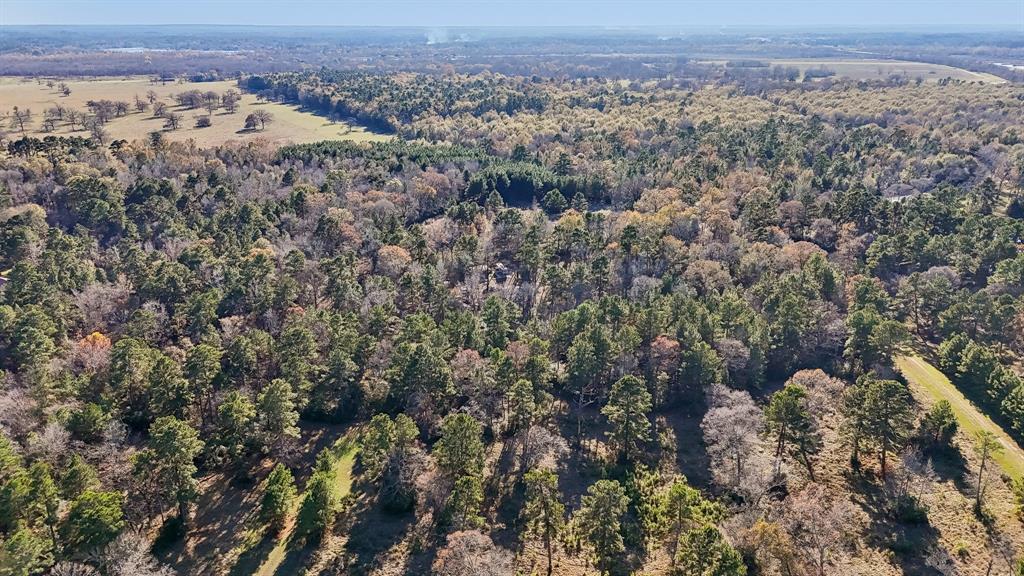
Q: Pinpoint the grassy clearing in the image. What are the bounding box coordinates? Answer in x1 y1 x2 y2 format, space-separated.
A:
702 58 1006 83
252 434 358 576
896 354 1024 480
0 76 391 147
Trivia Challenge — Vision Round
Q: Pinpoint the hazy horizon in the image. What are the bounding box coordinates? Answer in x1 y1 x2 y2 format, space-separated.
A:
3 0 1023 30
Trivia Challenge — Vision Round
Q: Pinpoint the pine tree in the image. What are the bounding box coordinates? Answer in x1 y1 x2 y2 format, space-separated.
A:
0 435 20 482
297 469 336 540
973 430 1003 510
0 527 52 576
602 375 652 462
136 416 204 525
508 378 537 434
860 377 915 477
185 343 222 424
523 468 565 576
257 378 300 454
217 390 256 464
434 413 484 479
60 490 125 553
148 352 193 419
764 384 820 479
445 475 484 530
576 479 629 575
0 471 30 532
260 463 297 533
570 191 589 212
541 189 568 215
59 454 98 500
664 479 707 565
27 462 59 542
673 524 746 576
919 400 957 447
361 413 419 481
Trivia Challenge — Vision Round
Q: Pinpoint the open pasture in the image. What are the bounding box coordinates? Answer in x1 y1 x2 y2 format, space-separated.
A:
771 58 1006 82
0 76 391 147
705 57 1006 83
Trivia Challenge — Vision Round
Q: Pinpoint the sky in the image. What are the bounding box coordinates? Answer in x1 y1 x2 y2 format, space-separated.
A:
2 0 1022 29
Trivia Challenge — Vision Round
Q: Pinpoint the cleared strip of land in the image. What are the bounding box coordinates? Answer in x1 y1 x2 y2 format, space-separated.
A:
698 58 1006 83
253 434 358 576
896 355 1024 480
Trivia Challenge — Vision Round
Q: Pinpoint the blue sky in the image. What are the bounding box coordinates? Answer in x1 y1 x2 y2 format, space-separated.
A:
2 0 1022 29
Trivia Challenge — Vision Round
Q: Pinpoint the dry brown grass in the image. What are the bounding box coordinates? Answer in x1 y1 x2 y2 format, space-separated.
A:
0 76 391 147
802 385 1024 576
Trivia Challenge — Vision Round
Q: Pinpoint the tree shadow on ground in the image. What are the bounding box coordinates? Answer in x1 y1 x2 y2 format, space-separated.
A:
660 394 713 489
228 528 276 576
924 442 971 489
271 532 319 576
159 468 266 575
342 494 415 575
849 471 945 576
489 435 527 549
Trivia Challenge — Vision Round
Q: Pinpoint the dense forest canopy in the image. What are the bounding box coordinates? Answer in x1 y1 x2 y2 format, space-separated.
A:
0 31 1024 576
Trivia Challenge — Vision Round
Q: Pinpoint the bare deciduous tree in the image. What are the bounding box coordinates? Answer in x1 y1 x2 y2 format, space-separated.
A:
164 112 182 131
786 369 845 421
100 531 175 576
27 421 71 465
90 123 109 144
66 109 82 131
782 484 860 576
51 563 99 576
222 89 241 113
517 425 569 473
245 109 273 131
702 385 764 492
433 531 514 576
10 106 31 133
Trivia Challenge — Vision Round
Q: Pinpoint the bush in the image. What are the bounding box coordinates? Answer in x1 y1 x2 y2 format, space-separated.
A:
918 400 957 447
891 494 929 524
66 403 111 443
1007 196 1024 219
61 490 125 553
541 188 568 215
195 116 212 128
152 515 185 554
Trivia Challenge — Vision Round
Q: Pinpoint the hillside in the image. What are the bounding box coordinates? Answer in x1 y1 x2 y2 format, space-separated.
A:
1 32 1024 576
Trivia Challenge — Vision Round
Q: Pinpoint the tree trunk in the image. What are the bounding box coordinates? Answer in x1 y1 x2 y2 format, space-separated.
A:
545 532 553 576
178 498 190 527
803 447 816 482
976 451 988 509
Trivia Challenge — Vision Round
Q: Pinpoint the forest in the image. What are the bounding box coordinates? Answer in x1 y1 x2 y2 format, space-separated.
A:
1 30 1024 576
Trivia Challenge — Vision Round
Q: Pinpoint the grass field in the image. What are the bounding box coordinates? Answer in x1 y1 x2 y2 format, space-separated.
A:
705 58 1006 83
896 355 1024 480
0 76 391 147
252 434 357 576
